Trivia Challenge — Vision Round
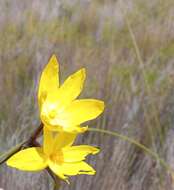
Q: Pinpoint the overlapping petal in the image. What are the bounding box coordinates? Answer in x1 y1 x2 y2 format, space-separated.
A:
48 160 67 180
49 161 96 178
40 68 86 116
53 132 77 150
63 145 99 162
6 148 47 171
43 127 54 156
55 68 86 110
49 99 104 127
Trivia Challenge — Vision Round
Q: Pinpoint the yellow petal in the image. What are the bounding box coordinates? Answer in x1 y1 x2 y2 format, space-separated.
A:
44 123 63 132
38 54 59 109
63 125 88 133
6 148 47 171
53 132 77 150
45 123 88 134
57 99 104 126
43 126 54 156
63 145 99 162
49 160 96 177
40 69 86 131
55 68 86 110
48 160 68 181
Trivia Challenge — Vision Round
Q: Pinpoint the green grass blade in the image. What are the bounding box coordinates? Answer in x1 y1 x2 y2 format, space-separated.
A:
89 127 173 174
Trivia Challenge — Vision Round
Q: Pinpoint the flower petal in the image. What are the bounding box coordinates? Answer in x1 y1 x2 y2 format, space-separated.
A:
45 123 88 134
53 132 77 150
44 123 62 132
63 145 99 162
57 99 104 126
49 160 96 177
63 125 88 133
38 54 59 109
48 160 68 181
55 68 86 110
43 126 54 156
6 148 47 171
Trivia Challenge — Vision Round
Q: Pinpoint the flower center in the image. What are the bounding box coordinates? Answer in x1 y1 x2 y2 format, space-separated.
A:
42 102 58 119
50 151 64 164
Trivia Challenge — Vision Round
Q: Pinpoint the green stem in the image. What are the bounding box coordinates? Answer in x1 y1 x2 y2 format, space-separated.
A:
88 127 173 174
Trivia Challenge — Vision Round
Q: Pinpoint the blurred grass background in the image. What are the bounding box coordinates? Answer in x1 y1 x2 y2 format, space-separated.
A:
0 0 174 189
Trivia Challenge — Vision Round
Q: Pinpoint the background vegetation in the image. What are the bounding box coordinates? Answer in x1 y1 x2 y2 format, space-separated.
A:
0 0 174 189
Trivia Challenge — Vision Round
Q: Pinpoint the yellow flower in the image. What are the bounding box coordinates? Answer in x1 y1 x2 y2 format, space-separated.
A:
7 127 99 183
38 54 105 133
